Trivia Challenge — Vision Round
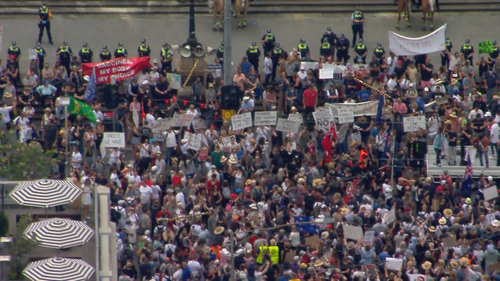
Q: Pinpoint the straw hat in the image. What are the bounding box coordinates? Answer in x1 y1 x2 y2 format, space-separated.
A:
312 179 322 187
208 83 214 88
298 178 305 184
443 209 453 217
339 207 349 216
459 257 469 266
346 242 355 250
3 92 12 99
492 220 500 227
450 260 459 268
214 226 225 235
313 260 324 267
428 226 436 232
220 156 227 163
451 78 458 85
439 218 447 225
450 112 458 118
422 261 432 270
291 106 297 111
245 179 253 186
321 231 329 239
228 158 237 164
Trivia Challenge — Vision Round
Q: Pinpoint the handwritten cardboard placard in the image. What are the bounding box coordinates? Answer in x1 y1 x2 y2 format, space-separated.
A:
343 225 363 241
442 236 458 247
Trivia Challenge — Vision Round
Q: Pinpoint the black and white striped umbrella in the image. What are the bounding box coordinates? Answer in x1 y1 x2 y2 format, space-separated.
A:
23 257 95 281
9 179 82 208
24 218 94 249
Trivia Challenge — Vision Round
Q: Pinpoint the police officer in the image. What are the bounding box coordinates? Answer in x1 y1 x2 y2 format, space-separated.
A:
320 38 333 58
461 39 474 64
8 42 21 62
354 39 367 64
56 41 73 74
297 39 309 59
38 1 53 44
216 41 224 63
246 42 261 72
336 34 350 65
79 42 93 63
100 45 112 61
138 39 151 58
115 43 128 58
373 42 386 63
260 29 276 57
489 41 499 63
440 37 453 68
160 43 174 73
351 7 364 48
323 27 337 46
35 42 46 72
271 43 283 81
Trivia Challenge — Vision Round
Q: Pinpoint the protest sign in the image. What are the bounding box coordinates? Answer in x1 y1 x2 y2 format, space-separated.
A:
151 119 171 141
319 68 334 80
254 111 277 126
191 118 206 129
188 134 202 151
343 225 363 240
312 107 333 132
328 101 378 117
221 136 232 146
231 113 253 131
363 231 374 246
82 57 151 84
172 113 194 128
388 24 447 56
337 124 349 141
276 118 301 133
166 73 181 90
385 258 403 271
300 62 318 71
384 208 396 225
337 108 354 124
484 186 499 201
284 251 296 263
29 49 38 60
305 236 320 246
184 131 191 141
199 149 208 161
403 116 426 132
408 274 426 281
485 213 495 226
288 113 303 123
101 132 126 159
479 40 494 54
442 236 458 247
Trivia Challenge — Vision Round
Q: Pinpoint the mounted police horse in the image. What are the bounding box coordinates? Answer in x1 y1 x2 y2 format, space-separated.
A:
396 0 411 30
208 0 250 31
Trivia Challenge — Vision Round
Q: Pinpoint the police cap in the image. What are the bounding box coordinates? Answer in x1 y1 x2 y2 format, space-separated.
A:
163 43 169 47
11 41 16 46
377 42 382 47
221 41 224 46
103 45 108 50
339 34 345 40
493 40 497 46
251 42 256 46
141 39 146 44
83 42 88 47
62 41 68 46
276 43 280 48
266 29 272 34
118 42 123 47
300 39 305 44
358 38 363 43
465 39 470 44
36 42 41 48
327 27 332 32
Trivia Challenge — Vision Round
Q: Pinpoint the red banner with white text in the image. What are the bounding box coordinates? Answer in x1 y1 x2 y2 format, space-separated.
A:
82 57 151 84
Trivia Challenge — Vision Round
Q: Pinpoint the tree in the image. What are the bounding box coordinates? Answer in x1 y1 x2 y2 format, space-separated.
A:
0 131 58 181
0 210 8 237
9 215 39 280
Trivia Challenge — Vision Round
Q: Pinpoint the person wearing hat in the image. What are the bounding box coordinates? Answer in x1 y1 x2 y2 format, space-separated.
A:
206 83 217 104
246 42 261 73
137 38 151 58
99 45 112 61
160 43 174 73
56 41 73 75
241 95 254 113
115 42 128 58
79 42 93 63
37 2 53 44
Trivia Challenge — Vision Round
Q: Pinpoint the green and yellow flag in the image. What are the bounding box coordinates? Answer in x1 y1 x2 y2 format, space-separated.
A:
67 95 97 123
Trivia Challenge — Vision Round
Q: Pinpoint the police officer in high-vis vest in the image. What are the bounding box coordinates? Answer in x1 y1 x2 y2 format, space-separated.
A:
373 42 386 63
246 42 261 73
38 1 53 44
7 42 21 62
79 42 93 63
138 39 151 58
160 43 174 73
56 41 73 74
440 37 453 68
336 34 350 65
260 29 276 57
461 39 474 64
216 41 224 63
351 7 364 48
100 45 112 62
489 41 499 63
271 43 283 81
354 38 367 64
115 42 128 58
35 42 46 72
320 38 333 58
297 39 310 59
322 27 337 47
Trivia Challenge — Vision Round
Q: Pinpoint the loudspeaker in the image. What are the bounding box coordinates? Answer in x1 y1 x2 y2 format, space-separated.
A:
220 85 240 111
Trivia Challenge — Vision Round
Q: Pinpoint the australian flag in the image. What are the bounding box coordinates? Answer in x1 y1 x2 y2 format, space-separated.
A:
84 67 97 103
461 153 473 196
294 216 319 235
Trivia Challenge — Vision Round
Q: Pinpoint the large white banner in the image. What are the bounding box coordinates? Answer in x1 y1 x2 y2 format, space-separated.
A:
328 101 378 117
388 24 447 56
231 113 252 131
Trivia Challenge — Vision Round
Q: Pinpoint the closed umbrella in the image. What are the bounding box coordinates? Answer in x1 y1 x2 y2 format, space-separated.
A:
24 218 94 249
9 179 82 208
23 257 95 281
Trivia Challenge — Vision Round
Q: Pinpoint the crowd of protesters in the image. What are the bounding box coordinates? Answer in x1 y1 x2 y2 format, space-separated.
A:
2 28 500 281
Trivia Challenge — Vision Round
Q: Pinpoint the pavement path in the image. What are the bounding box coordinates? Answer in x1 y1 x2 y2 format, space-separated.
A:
1 12 499 75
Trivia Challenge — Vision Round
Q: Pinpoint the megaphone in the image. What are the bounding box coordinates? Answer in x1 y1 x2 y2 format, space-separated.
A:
169 44 180 51
193 43 206 57
206 46 216 55
179 43 192 58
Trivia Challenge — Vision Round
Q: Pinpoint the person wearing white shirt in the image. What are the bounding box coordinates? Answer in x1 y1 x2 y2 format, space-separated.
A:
93 109 104 123
263 52 273 85
151 180 162 201
139 181 153 207
490 121 500 158
0 106 13 124
344 97 356 104
427 114 440 139
175 190 185 208
163 127 179 166
255 125 270 142
127 171 141 186
172 265 183 281
468 108 484 121
186 104 200 118
145 111 156 128
71 146 82 169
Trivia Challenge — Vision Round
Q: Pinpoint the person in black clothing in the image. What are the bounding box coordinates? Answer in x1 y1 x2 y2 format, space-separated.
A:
38 2 53 44
100 45 112 61
460 122 473 165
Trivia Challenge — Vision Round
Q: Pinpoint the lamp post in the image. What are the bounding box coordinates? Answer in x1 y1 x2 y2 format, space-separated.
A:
59 97 71 177
222 0 233 85
186 0 198 48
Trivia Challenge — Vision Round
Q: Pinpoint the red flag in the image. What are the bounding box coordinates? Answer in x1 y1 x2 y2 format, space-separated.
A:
200 103 205 109
183 100 188 106
322 124 337 164
165 99 169 104
173 96 177 102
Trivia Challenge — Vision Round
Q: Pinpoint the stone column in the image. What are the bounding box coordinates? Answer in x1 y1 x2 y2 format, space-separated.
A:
110 222 117 281
97 185 112 281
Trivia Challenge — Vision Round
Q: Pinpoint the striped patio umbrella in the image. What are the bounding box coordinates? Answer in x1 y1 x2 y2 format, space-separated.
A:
23 257 95 281
24 218 94 249
9 179 82 208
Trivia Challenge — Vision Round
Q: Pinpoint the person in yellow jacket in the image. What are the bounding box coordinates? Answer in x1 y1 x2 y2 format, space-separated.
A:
256 239 279 265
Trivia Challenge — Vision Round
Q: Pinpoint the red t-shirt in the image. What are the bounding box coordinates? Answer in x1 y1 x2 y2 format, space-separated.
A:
303 88 318 107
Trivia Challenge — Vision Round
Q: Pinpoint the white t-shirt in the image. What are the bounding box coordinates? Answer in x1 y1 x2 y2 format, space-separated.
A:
152 185 161 200
187 260 201 277
173 269 183 281
255 272 264 281
140 185 153 204
490 123 500 143
146 113 156 128
0 107 13 123
128 175 141 186
72 152 82 168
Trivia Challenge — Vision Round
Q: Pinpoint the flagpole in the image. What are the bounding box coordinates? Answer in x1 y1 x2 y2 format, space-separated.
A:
391 129 396 186
60 96 71 177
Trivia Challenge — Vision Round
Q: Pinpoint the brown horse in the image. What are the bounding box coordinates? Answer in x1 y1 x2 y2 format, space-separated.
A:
208 0 249 31
396 0 411 30
421 0 436 31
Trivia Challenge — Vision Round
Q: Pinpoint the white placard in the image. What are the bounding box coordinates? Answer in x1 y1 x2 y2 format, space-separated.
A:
385 258 403 271
188 133 202 151
484 186 499 201
388 24 447 56
29 49 37 60
403 116 426 132
102 132 126 148
288 113 303 123
319 68 334 80
337 108 354 124
485 213 495 226
221 136 232 146
384 208 396 225
343 225 363 241
191 118 206 129
328 101 378 117
151 118 171 141
172 113 194 128
231 113 252 131
363 231 374 246
276 118 301 133
254 111 277 126
408 274 426 281
312 107 333 132
300 62 318 70
183 131 191 140
166 73 181 90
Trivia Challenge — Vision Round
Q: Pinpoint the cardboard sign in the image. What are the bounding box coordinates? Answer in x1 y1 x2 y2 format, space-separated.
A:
442 236 458 247
328 101 378 117
343 225 363 241
408 274 426 281
338 108 354 124
385 258 403 271
254 111 277 126
172 113 194 128
102 133 126 148
288 113 303 123
199 149 208 161
312 107 334 132
479 40 494 54
166 73 181 90
363 231 374 246
403 116 426 132
432 199 440 212
276 118 301 133
485 213 495 226
484 186 499 201
188 134 202 151
319 68 334 80
384 208 396 225
284 251 296 263
151 118 171 141
488 262 500 272
231 113 252 131
305 235 320 246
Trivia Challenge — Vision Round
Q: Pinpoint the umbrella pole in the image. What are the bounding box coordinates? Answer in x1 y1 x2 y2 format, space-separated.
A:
45 207 48 218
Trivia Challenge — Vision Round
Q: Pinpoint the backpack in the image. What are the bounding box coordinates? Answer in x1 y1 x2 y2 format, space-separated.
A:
222 186 231 199
111 207 121 223
165 244 174 257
